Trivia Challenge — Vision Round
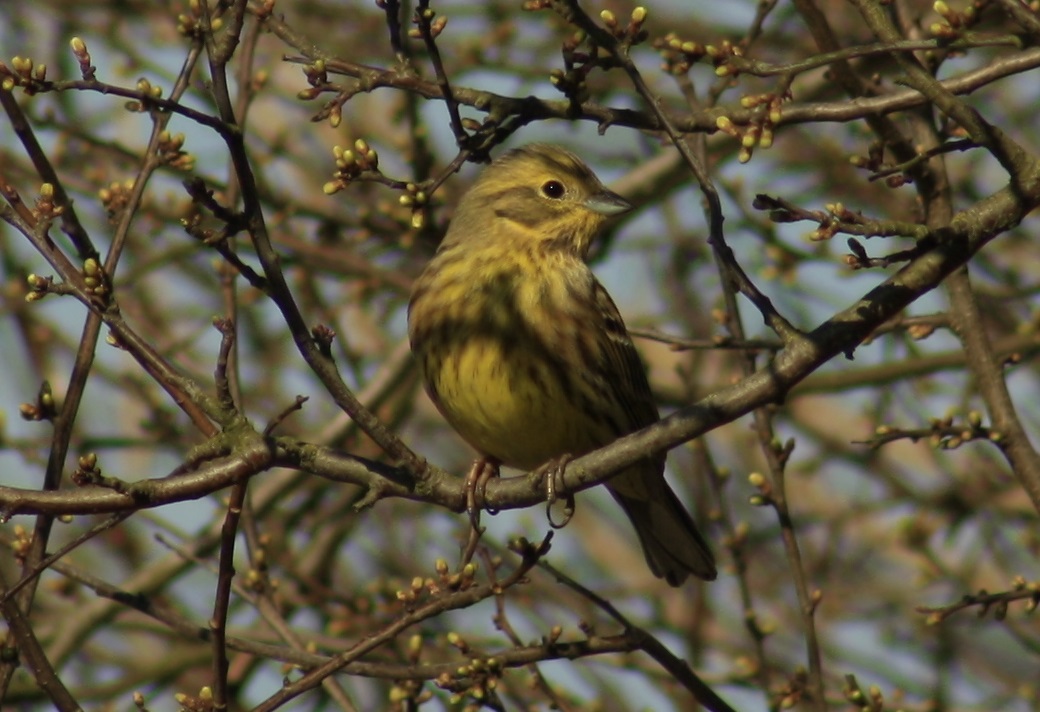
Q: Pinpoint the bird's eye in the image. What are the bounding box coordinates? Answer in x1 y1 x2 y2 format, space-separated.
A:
540 180 566 199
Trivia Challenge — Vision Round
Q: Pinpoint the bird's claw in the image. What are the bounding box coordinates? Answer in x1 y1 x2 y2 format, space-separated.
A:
541 455 576 529
462 458 500 565
464 457 500 529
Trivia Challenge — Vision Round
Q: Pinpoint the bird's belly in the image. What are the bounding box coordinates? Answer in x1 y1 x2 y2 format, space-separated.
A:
429 338 594 470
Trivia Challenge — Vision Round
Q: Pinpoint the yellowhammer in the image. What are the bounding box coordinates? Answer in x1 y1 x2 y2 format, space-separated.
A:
408 143 716 585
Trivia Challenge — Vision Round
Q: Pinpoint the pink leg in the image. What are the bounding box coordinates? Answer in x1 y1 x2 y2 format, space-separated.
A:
538 455 575 529
461 457 499 565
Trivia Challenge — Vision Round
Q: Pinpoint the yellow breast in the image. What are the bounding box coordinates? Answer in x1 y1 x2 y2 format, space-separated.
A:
427 334 598 470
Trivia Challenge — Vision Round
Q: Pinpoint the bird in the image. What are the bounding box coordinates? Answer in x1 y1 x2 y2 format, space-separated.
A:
407 143 716 585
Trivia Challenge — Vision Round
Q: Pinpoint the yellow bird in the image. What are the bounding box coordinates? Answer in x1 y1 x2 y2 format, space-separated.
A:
408 143 716 585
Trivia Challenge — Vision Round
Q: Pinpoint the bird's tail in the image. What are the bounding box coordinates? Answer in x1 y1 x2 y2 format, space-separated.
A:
609 475 717 586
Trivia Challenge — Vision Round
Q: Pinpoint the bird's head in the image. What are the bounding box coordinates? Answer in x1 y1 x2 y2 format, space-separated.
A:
441 143 632 258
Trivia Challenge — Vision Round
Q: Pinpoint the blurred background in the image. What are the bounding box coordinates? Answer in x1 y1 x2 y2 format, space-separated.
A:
1 0 1039 710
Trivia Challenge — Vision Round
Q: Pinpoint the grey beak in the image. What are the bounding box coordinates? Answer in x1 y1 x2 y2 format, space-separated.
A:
585 189 633 216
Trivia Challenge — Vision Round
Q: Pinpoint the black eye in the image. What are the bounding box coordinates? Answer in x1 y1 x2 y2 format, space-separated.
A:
540 180 566 199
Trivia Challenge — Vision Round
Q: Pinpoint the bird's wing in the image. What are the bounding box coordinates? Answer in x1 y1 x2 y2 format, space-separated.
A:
591 278 661 432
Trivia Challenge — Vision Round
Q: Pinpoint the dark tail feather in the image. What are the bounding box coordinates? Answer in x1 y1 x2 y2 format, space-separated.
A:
611 483 717 586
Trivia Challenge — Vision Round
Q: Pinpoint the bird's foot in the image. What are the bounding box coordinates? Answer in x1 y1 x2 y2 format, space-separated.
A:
538 454 576 529
461 457 500 565
464 456 501 527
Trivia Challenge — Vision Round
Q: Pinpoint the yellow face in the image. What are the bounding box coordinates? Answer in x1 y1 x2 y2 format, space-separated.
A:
436 143 631 259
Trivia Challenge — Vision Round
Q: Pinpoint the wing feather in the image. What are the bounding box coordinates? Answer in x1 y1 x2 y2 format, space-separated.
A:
590 278 660 433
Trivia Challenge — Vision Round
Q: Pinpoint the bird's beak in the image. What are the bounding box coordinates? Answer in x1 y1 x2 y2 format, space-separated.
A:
585 189 632 217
